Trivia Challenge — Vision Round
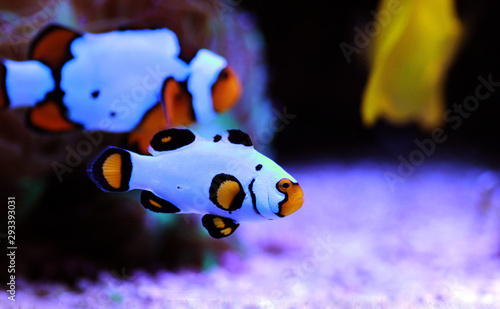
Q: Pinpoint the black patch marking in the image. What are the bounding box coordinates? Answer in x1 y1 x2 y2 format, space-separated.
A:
227 129 253 147
150 128 196 152
255 164 262 171
209 174 245 213
140 190 181 213
249 179 263 217
91 90 100 98
276 181 287 218
201 214 240 239
87 147 132 192
213 134 222 142
1 62 10 108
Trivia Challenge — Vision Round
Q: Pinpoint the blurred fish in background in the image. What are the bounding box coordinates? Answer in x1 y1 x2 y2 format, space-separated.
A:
0 0 275 285
1 23 242 154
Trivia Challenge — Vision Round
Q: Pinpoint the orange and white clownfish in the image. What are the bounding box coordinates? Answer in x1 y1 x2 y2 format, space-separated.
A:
0 24 242 154
88 128 304 239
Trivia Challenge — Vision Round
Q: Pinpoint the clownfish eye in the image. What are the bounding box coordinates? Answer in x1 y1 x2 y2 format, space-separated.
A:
277 179 292 192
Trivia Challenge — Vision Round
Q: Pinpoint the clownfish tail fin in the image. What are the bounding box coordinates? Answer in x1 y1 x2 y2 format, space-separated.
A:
88 147 133 192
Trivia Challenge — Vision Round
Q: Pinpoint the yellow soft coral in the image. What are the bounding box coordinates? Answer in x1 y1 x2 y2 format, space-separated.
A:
361 0 463 130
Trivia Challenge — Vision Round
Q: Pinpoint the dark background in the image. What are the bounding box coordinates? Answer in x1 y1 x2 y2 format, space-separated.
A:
242 0 500 166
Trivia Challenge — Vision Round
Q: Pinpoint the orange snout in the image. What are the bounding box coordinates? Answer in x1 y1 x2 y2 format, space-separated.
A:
276 179 304 217
211 66 242 113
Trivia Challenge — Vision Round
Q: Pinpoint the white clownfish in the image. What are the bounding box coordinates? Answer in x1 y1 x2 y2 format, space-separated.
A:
88 128 304 239
0 24 242 154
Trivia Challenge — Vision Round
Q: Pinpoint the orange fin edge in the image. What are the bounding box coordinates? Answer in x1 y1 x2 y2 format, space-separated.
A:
27 100 81 132
28 24 81 71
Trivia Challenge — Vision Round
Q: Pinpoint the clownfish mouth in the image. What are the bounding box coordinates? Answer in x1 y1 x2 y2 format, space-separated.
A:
275 181 304 218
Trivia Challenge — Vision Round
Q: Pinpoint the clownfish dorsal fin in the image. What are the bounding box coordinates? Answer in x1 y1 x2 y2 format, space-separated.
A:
127 103 168 155
226 129 253 147
201 214 240 239
28 24 81 72
140 190 181 213
88 147 133 192
27 100 81 132
161 77 196 127
149 128 196 153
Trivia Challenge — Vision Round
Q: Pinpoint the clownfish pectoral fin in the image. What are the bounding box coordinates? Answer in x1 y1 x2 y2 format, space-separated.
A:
128 103 168 155
140 190 181 213
28 24 81 72
149 128 196 153
27 100 81 132
209 174 245 213
201 214 240 239
211 66 242 113
161 77 196 127
87 147 133 192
